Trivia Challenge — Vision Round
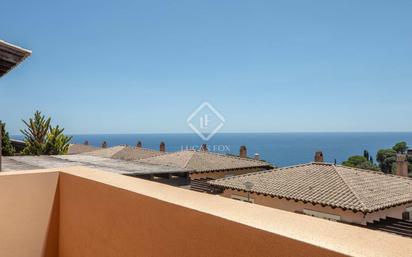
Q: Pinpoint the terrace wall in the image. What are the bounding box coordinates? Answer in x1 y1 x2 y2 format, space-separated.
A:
0 171 59 257
58 172 344 257
1 167 412 257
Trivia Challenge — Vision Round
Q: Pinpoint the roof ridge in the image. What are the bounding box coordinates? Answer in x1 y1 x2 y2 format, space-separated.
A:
82 145 126 155
111 145 129 153
132 146 161 153
276 162 315 170
333 165 367 211
211 163 317 183
141 149 179 158
211 168 274 183
194 150 270 165
183 151 197 168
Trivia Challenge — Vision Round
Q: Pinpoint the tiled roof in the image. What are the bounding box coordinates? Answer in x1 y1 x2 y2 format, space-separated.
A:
139 150 272 173
67 144 98 155
209 163 412 213
82 145 164 160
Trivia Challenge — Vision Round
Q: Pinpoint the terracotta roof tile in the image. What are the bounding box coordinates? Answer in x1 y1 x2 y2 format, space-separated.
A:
209 163 412 212
81 145 164 160
67 144 98 155
139 150 272 173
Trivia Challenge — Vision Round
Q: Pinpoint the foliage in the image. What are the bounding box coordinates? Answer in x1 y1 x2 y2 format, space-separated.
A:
0 121 15 156
363 150 370 160
376 141 412 175
392 141 408 154
44 125 72 155
342 154 379 171
21 111 51 155
343 156 368 167
376 149 397 173
21 111 71 155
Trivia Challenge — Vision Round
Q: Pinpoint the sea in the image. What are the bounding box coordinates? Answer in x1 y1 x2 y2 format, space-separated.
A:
44 132 412 167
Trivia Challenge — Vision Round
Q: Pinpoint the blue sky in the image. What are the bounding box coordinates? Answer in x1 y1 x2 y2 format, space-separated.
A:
1 0 411 134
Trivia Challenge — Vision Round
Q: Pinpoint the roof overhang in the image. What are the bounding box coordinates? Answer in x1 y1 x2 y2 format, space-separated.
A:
0 40 31 77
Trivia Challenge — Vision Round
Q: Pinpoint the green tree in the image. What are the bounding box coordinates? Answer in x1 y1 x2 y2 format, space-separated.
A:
21 111 51 155
376 149 397 173
363 150 370 160
343 156 368 167
21 111 71 155
392 141 408 154
44 125 72 155
0 121 15 156
357 161 380 171
342 155 379 171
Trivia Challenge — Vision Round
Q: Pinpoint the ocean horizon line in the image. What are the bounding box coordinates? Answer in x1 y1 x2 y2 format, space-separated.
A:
11 131 412 137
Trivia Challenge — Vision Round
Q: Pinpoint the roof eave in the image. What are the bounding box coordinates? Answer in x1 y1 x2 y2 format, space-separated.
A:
191 165 273 174
0 40 31 77
209 185 372 213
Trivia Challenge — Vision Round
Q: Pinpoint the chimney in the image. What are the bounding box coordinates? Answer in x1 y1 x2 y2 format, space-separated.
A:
84 140 89 146
239 145 247 158
101 141 107 148
396 154 409 177
254 153 260 160
136 141 142 148
200 144 208 152
314 151 324 163
160 141 165 152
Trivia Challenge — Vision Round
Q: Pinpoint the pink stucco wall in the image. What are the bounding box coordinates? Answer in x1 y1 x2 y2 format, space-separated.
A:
0 171 59 257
